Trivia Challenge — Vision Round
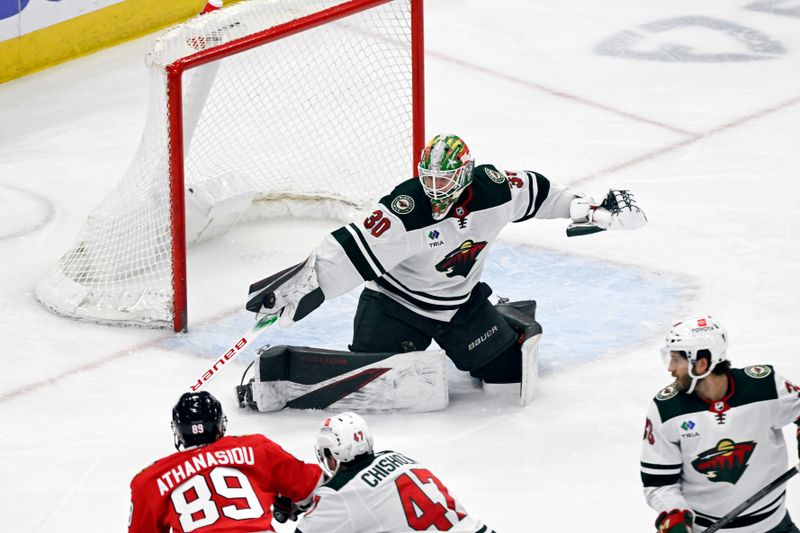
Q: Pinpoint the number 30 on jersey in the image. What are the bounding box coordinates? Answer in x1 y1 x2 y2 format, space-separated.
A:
364 210 391 237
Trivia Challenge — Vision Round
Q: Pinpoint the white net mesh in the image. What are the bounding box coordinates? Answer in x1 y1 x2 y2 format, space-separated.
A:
36 0 415 328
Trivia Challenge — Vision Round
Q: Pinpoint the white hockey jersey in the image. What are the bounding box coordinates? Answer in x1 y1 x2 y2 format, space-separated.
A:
314 165 576 321
295 450 493 533
640 365 800 532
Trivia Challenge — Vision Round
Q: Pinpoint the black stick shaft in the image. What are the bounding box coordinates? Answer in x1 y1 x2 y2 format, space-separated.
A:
704 464 800 533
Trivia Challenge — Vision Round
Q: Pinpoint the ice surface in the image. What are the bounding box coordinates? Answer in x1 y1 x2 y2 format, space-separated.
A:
1 0 799 531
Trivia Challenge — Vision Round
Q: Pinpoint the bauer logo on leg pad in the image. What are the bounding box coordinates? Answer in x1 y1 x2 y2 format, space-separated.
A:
469 325 499 351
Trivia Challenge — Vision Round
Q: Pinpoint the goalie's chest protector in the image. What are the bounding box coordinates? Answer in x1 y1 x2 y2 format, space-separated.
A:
361 168 517 320
642 366 800 523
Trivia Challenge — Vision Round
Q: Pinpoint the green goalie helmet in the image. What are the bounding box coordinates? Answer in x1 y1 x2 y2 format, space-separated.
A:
418 134 475 220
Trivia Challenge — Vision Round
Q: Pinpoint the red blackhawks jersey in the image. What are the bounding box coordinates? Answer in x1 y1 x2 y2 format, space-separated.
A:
296 450 493 533
640 366 800 532
314 165 576 321
129 434 322 533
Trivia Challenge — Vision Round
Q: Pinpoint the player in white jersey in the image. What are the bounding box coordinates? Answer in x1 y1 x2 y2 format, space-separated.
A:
247 134 647 384
286 412 494 533
641 316 800 533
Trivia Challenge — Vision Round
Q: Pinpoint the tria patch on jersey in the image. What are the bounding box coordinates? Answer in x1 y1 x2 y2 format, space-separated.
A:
656 383 680 401
744 365 771 379
390 195 415 215
427 229 444 248
680 419 700 439
485 168 507 184
691 439 756 484
435 240 486 278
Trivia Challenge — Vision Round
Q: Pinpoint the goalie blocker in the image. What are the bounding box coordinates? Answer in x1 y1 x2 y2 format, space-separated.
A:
236 300 541 412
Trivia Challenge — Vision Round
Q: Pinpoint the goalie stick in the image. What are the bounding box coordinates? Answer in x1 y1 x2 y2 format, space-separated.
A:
566 223 606 237
703 463 800 533
188 292 280 392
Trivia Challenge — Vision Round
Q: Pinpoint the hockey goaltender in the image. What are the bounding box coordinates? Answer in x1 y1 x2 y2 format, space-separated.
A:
241 134 647 412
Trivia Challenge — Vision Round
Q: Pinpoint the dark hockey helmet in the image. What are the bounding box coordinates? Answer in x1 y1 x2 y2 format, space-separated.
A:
171 391 227 450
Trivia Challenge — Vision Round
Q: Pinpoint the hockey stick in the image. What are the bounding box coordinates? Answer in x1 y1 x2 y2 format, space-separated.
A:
193 254 323 392
566 223 606 237
703 463 800 533
188 307 280 392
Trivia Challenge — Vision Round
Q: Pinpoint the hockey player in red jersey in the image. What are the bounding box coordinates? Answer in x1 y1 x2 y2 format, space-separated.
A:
285 412 495 533
641 317 800 533
128 391 323 532
247 134 647 386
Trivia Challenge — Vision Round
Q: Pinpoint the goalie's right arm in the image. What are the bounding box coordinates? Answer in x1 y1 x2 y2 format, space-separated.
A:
246 209 410 324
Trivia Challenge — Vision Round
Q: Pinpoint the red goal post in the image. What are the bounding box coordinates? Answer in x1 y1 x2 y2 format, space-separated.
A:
36 0 425 332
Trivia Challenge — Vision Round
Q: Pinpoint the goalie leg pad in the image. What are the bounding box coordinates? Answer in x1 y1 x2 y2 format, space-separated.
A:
250 345 448 413
519 333 540 406
481 333 540 406
478 299 541 405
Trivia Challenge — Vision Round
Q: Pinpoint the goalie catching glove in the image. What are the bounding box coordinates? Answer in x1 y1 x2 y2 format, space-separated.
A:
567 189 647 237
246 252 325 326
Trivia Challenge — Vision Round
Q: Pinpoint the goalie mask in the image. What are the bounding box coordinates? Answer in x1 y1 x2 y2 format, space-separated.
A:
171 391 227 450
418 134 475 220
661 316 728 394
315 412 373 476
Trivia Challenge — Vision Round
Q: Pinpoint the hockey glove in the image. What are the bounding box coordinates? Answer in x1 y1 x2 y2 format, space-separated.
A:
567 189 647 237
246 252 325 327
655 509 693 533
272 495 302 523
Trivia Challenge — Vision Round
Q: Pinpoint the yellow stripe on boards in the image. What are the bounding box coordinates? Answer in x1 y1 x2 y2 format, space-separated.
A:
0 0 242 84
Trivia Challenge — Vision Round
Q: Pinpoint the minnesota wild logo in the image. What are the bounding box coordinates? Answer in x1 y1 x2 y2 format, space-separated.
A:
745 365 771 379
435 240 487 278
691 439 756 484
485 168 507 184
656 383 679 401
391 195 415 215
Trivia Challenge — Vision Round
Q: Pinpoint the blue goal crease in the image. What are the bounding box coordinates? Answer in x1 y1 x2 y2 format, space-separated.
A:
161 243 689 377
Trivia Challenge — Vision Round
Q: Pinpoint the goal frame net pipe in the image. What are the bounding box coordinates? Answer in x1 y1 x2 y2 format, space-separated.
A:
166 0 425 331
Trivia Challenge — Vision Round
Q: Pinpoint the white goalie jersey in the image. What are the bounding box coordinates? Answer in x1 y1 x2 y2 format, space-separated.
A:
640 365 800 532
313 165 576 321
296 450 493 533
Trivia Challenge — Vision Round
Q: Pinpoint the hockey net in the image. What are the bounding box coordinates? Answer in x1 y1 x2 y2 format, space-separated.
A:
36 0 424 331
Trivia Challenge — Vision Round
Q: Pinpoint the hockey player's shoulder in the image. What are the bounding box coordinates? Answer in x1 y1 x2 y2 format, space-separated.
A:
322 465 369 492
470 164 512 208
473 164 509 186
651 382 705 422
225 433 268 446
130 450 182 488
730 365 780 402
232 433 295 454
378 178 434 230
739 364 773 380
131 460 160 488
654 382 682 402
